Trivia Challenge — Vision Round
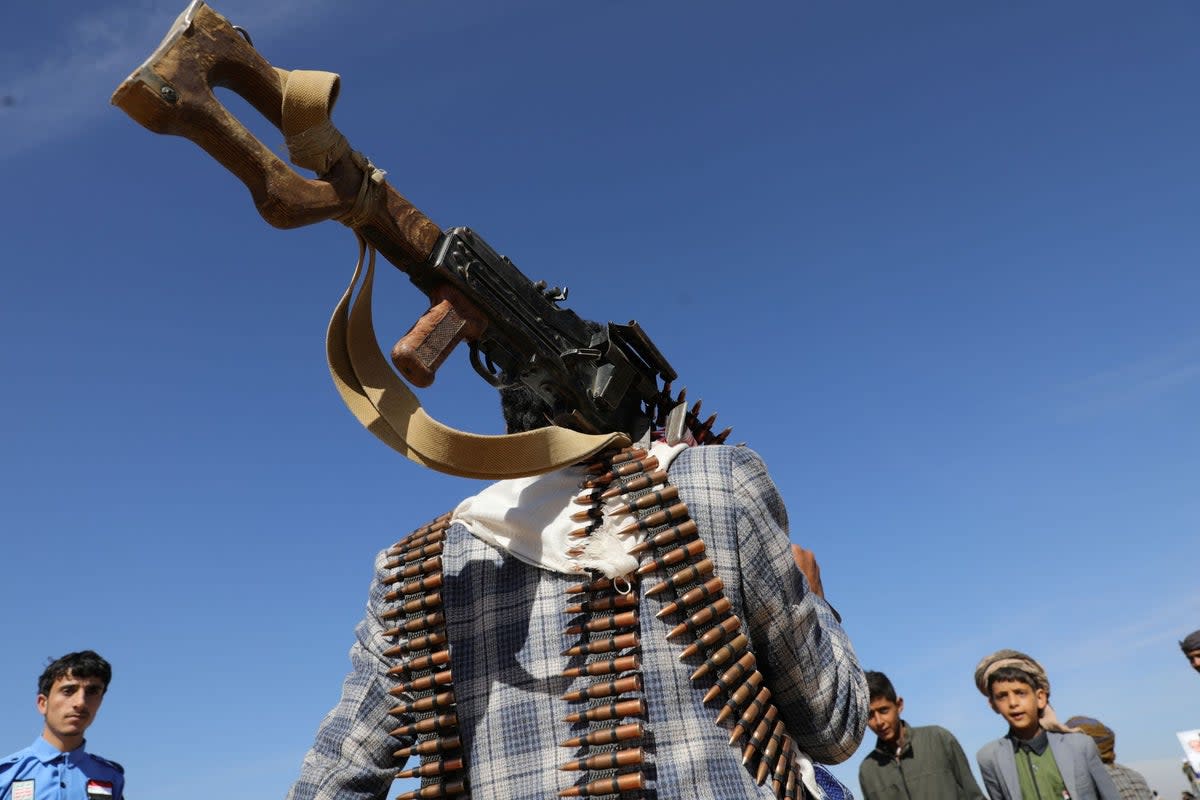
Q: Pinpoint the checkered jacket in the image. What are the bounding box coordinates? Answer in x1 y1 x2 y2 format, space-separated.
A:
1106 762 1153 800
287 445 868 799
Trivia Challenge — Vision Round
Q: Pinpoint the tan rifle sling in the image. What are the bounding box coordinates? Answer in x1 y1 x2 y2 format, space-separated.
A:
271 69 628 481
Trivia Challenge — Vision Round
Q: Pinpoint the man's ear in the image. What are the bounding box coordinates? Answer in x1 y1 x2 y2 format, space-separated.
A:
896 697 904 715
1034 687 1048 711
35 694 47 715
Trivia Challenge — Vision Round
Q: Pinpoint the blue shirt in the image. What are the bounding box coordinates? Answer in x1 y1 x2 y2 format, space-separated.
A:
0 738 124 800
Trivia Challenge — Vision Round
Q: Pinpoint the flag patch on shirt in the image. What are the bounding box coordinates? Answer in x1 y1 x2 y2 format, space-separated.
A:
87 779 114 798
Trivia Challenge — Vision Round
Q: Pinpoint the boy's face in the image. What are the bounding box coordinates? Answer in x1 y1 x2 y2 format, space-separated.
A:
988 678 1046 738
37 671 107 743
867 696 904 745
1186 648 1200 673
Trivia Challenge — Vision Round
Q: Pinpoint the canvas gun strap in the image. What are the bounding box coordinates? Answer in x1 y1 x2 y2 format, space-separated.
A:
327 237 629 481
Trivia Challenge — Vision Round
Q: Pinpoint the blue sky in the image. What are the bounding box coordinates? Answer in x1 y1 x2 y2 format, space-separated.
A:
2 1 1198 797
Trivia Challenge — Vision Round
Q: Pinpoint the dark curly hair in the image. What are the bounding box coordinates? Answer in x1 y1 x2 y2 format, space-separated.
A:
38 650 112 696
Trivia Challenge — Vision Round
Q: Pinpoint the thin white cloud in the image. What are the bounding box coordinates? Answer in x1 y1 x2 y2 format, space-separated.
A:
0 0 340 159
1054 336 1200 418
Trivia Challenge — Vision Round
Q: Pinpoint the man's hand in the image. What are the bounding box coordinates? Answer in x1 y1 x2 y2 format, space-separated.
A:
791 544 825 599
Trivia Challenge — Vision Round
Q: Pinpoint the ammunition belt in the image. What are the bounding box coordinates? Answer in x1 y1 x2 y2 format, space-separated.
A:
380 512 466 800
382 395 804 799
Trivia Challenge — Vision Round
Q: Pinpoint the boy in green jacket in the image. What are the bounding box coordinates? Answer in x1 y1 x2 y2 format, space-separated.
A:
859 670 985 800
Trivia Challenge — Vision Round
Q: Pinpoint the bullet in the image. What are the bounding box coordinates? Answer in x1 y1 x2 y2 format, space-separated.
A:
559 721 643 748
729 686 773 745
559 747 643 772
384 572 443 602
383 555 443 583
647 558 715 598
384 630 447 657
743 704 778 765
562 632 639 657
558 771 643 797
563 610 638 636
387 524 448 556
397 756 464 779
619 502 691 536
655 577 724 618
690 633 748 681
611 485 680 516
393 734 460 759
679 616 742 660
560 674 641 703
667 597 732 641
560 655 639 678
598 470 668 500
394 779 467 800
772 735 794 789
388 690 455 716
638 538 706 577
628 519 698 556
563 697 645 723
706 654 759 705
714 427 733 444
569 506 605 523
582 455 659 489
387 648 451 675
399 541 444 563
756 719 787 784
564 592 638 615
390 591 443 616
564 577 616 595
586 448 647 472
389 669 453 696
389 711 457 738
385 610 445 637
783 757 798 800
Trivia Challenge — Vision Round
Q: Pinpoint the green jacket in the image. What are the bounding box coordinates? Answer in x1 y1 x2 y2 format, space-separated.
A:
859 721 986 800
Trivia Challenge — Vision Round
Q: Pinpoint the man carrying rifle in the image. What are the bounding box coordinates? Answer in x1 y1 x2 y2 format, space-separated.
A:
105 6 868 798
285 372 868 800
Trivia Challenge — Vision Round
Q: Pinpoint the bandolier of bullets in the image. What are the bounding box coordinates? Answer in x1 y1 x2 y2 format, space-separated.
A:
381 511 469 800
559 391 801 799
379 387 802 799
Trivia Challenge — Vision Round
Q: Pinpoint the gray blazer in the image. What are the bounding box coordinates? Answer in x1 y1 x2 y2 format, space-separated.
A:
976 731 1121 800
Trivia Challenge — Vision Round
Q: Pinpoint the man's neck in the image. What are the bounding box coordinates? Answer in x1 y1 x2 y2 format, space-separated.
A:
42 728 83 753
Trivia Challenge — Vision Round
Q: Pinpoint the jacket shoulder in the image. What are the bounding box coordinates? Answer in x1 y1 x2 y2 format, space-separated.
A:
977 737 1006 765
0 749 29 774
89 753 125 774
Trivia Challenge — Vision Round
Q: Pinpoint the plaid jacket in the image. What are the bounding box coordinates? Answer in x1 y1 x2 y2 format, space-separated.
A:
287 445 867 799
1105 763 1153 800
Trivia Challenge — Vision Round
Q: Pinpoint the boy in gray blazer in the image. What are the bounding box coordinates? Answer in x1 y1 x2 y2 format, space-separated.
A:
973 650 1119 800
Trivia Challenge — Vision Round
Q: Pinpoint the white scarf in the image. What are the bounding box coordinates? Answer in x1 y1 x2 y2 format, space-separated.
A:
451 441 687 577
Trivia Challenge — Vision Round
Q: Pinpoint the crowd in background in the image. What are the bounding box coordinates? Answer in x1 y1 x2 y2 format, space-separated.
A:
855 631 1200 800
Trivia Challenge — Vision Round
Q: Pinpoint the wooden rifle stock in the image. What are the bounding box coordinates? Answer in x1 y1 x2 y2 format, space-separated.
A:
111 1 482 387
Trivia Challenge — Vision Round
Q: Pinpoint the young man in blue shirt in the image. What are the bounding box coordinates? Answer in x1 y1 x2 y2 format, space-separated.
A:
0 651 124 800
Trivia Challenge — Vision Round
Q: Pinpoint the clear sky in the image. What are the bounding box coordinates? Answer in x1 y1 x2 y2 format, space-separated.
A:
2 1 1198 798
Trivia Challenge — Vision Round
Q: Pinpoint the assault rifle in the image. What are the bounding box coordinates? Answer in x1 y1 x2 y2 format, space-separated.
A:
111 1 682 464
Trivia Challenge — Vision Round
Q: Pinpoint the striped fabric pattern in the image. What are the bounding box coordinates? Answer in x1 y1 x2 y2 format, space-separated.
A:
287 445 868 800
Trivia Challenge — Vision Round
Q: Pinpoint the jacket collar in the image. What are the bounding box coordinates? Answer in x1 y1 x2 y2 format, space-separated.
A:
871 720 912 761
31 736 87 764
